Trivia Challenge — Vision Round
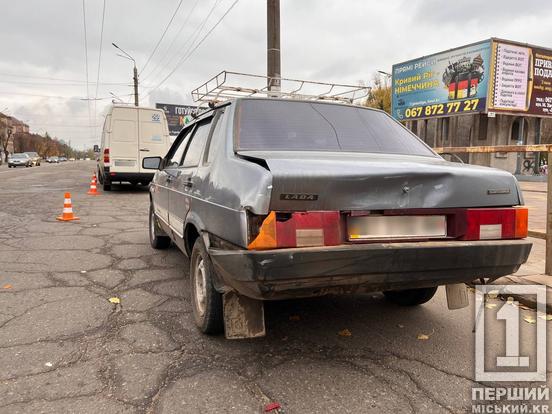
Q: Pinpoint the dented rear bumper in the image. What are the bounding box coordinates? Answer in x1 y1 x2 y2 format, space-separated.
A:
209 239 532 300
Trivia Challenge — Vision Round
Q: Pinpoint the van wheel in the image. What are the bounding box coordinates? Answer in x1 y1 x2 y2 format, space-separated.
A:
190 237 223 334
383 286 438 306
149 204 171 249
103 179 111 191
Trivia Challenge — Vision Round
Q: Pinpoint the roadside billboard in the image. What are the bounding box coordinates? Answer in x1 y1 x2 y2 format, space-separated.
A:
488 40 552 117
155 103 198 135
392 41 492 121
392 38 552 120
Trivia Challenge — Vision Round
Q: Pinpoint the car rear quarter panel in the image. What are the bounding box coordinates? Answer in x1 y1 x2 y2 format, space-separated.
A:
189 105 272 247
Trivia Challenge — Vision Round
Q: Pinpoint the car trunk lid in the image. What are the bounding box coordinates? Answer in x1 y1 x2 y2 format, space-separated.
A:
237 151 522 211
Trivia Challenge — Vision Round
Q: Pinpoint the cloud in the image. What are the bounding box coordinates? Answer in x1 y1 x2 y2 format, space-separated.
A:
1 0 552 149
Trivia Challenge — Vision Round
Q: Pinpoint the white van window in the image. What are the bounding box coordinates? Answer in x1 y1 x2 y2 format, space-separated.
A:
141 119 164 143
112 120 136 142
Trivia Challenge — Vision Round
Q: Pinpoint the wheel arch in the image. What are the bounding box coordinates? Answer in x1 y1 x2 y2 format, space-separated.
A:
184 212 208 257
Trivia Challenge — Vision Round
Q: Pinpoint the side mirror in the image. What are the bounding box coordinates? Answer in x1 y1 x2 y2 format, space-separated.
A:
142 156 162 170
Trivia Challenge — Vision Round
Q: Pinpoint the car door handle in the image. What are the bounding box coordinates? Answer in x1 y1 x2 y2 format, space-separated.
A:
139 148 150 152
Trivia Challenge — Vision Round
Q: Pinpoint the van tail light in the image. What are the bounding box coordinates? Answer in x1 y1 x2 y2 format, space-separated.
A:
248 211 341 250
103 148 110 163
460 207 528 240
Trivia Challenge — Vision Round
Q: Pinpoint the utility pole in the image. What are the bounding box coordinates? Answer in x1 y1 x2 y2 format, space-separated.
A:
133 65 139 107
112 43 139 106
267 0 281 92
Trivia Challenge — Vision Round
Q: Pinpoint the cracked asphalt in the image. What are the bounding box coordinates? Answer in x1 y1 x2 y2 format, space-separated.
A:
0 161 551 413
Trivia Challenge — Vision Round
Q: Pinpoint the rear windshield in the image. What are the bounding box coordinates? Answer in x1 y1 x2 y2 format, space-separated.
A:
236 99 434 156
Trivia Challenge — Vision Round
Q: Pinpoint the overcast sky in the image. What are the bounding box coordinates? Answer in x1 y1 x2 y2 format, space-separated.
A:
0 0 550 149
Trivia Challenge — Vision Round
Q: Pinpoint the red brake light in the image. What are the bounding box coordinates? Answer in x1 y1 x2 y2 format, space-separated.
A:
248 211 341 250
460 208 528 240
103 148 110 163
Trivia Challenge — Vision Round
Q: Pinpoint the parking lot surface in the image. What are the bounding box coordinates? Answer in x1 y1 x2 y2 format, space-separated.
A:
0 161 550 413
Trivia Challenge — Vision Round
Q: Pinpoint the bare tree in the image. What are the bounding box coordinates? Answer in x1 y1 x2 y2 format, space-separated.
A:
0 121 13 163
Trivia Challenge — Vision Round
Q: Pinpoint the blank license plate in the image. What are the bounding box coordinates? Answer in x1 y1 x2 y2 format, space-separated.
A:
347 215 447 240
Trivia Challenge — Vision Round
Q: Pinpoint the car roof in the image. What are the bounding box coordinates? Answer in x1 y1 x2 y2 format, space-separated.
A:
210 96 383 115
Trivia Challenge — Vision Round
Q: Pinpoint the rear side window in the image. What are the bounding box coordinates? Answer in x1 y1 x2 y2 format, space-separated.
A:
182 118 212 167
237 99 434 156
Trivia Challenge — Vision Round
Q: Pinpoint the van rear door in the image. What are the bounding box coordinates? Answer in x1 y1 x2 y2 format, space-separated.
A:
110 108 139 173
139 109 169 173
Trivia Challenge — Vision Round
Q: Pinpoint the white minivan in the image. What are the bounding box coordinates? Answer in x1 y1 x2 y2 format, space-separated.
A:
98 105 171 191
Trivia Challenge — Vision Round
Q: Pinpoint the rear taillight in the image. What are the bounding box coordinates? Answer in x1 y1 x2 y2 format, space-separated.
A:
460 207 528 240
103 148 110 163
248 211 341 250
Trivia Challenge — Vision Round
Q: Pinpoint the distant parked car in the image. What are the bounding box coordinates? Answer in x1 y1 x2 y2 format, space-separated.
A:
59 156 68 162
8 153 32 168
46 156 59 163
69 157 75 161
25 152 41 166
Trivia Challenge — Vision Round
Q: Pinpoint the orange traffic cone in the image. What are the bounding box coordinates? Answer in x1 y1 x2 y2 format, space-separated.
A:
56 192 79 221
87 174 99 195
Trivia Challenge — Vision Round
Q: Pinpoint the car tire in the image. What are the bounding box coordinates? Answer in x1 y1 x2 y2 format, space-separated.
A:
190 237 223 335
149 204 171 249
103 179 111 191
383 286 438 306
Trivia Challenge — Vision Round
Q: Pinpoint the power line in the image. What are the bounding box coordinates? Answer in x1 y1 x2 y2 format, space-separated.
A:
94 0 107 146
140 0 201 81
0 80 131 87
0 91 132 100
143 0 219 84
140 0 184 75
145 0 240 99
0 73 131 85
82 0 92 139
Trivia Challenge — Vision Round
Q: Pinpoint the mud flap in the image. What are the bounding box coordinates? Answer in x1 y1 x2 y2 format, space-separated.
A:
446 283 469 310
223 291 266 339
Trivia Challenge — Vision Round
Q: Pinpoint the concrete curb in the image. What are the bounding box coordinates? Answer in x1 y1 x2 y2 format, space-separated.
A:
491 274 552 313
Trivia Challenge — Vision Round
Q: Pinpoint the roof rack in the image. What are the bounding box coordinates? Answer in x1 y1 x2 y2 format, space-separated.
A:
191 71 370 105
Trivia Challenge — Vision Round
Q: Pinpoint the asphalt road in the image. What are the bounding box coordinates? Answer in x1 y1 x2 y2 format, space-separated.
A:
0 161 550 413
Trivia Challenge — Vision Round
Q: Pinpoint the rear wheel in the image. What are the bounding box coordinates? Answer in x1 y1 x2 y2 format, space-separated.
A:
383 286 438 306
149 204 171 249
102 176 111 191
190 237 223 334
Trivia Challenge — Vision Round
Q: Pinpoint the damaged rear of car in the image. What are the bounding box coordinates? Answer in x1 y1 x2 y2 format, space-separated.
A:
147 97 531 338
